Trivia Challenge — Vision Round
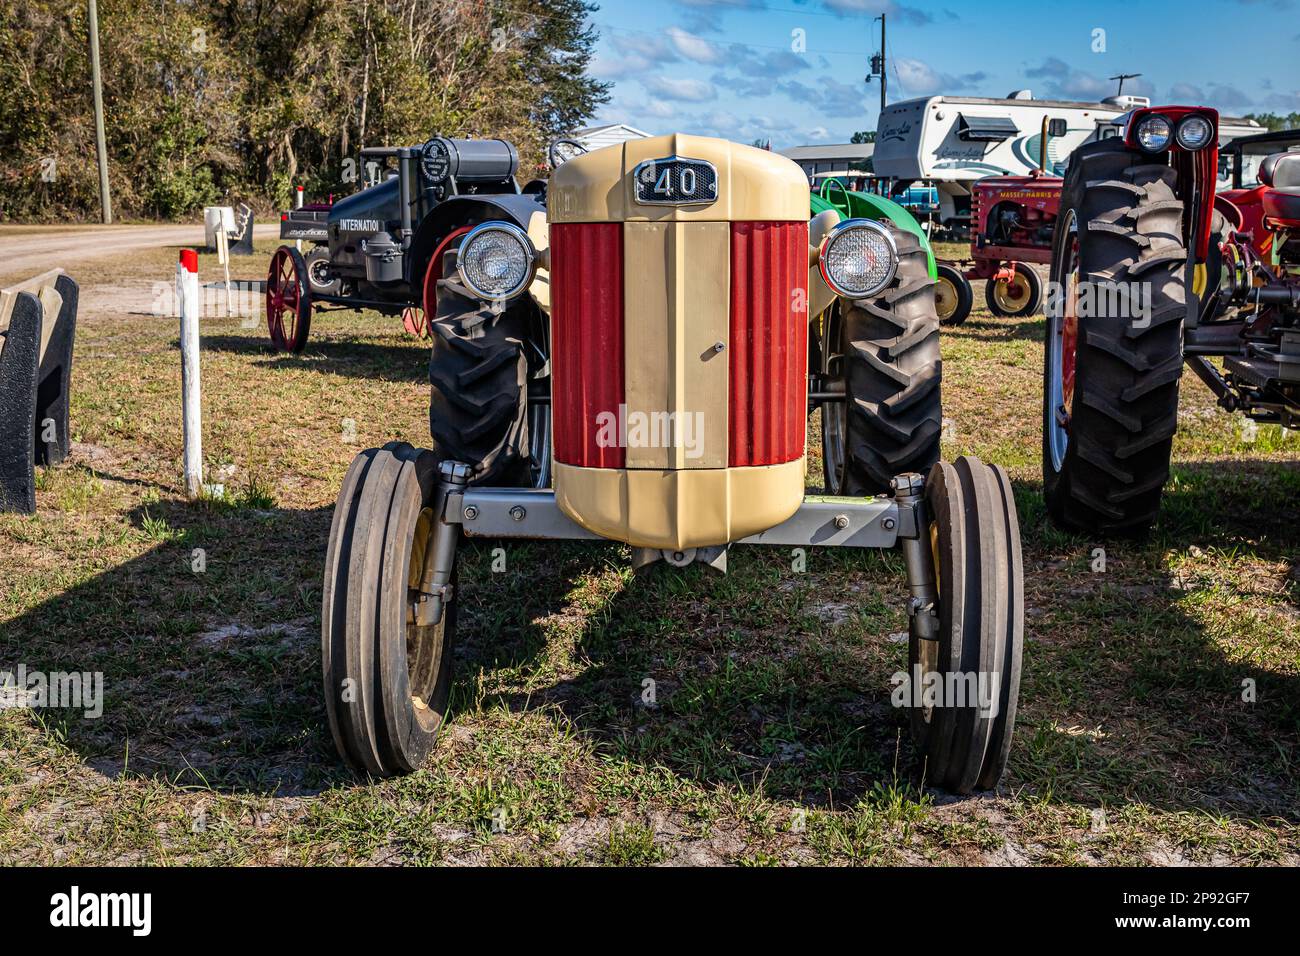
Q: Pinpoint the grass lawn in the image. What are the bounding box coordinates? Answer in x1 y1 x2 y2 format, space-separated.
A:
0 239 1296 865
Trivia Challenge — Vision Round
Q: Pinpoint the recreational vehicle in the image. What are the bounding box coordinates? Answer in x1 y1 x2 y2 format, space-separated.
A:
872 91 1261 235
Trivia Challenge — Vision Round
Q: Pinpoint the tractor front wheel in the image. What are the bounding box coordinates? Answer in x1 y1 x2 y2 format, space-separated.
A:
985 262 1042 318
321 443 457 776
935 263 973 325
304 245 340 297
907 456 1023 793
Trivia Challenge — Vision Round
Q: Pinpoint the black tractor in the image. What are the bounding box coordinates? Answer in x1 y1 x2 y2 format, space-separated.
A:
267 137 588 489
266 136 547 351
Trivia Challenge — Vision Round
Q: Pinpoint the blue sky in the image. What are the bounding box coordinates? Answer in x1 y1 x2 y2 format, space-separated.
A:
583 0 1299 148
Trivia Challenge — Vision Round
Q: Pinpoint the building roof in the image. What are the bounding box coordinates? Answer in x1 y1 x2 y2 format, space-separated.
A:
572 123 651 139
779 143 874 161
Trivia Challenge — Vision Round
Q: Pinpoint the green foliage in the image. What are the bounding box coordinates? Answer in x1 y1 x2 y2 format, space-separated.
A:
0 0 609 221
1244 112 1300 133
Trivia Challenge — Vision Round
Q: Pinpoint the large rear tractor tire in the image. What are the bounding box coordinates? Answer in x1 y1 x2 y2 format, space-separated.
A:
907 456 1024 793
322 443 456 776
424 233 550 487
1043 139 1186 536
822 225 943 496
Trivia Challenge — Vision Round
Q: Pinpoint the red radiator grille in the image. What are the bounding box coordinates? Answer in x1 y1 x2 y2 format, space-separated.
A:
728 221 808 467
550 223 625 468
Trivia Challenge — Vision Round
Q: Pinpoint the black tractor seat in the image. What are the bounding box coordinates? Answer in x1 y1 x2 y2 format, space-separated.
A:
1260 151 1300 194
1260 151 1300 222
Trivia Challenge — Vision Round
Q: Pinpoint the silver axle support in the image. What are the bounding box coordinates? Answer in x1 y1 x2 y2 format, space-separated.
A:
891 472 939 643
412 460 470 626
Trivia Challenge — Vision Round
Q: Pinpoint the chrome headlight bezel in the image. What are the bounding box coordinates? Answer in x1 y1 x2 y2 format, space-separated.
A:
1175 114 1214 151
455 221 537 302
1135 114 1173 152
818 218 899 300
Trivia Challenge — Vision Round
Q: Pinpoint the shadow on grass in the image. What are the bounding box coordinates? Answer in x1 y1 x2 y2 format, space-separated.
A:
2 458 1296 826
199 333 430 383
1008 460 1299 822
944 314 1045 343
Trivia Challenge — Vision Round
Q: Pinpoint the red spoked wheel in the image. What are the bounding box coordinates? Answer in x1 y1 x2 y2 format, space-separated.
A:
422 226 474 320
402 307 431 339
266 245 312 353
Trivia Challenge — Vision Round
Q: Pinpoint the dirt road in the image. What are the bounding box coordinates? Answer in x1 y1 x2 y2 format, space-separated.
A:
0 223 278 281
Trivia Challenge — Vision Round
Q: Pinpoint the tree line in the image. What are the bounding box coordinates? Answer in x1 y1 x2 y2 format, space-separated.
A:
0 0 609 221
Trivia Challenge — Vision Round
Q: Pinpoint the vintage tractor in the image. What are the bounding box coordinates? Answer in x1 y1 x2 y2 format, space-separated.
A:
264 137 544 352
1043 107 1300 534
935 119 1069 325
320 135 1025 794
267 136 554 488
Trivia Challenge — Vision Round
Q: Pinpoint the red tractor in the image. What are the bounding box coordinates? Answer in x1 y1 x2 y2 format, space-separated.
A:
935 171 1061 325
936 118 1070 325
1043 107 1300 534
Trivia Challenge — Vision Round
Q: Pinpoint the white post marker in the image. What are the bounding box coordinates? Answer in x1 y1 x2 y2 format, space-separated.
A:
216 226 233 317
177 248 204 499
295 185 304 253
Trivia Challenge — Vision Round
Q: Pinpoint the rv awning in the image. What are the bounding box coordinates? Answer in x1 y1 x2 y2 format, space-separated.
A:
957 114 1018 142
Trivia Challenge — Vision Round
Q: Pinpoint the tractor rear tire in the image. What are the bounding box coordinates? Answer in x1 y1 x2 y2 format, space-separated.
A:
935 263 973 325
1043 139 1186 536
824 226 943 496
426 237 540 486
908 456 1023 793
322 443 456 776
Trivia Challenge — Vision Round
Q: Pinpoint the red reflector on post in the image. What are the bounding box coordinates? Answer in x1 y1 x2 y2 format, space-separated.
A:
179 248 198 273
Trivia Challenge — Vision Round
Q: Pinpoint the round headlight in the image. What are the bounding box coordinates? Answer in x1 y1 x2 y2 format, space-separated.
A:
1176 114 1213 151
818 219 898 299
1135 115 1173 152
456 222 536 301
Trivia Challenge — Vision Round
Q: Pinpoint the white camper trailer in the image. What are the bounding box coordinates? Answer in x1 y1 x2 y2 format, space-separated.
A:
872 91 1261 235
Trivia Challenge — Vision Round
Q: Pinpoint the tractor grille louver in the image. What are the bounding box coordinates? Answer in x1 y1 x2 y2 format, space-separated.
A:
728 221 809 467
549 219 808 469
550 223 625 468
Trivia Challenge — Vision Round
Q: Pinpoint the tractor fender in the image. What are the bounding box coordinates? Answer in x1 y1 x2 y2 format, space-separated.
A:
810 190 938 278
410 193 547 291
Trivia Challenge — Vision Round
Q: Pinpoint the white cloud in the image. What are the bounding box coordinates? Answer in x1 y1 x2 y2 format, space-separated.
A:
807 126 830 140
643 75 719 102
667 26 725 64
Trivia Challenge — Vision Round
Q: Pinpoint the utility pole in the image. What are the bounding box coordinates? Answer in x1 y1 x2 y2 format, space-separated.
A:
1110 73 1141 98
865 15 887 115
88 0 112 224
878 14 886 115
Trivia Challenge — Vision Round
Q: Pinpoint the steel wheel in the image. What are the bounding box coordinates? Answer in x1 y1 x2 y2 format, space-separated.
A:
1045 211 1080 473
402 307 431 339
818 304 848 493
266 245 312 352
528 398 552 489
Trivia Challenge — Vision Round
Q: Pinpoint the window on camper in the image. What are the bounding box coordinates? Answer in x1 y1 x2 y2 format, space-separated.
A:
957 115 1019 142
